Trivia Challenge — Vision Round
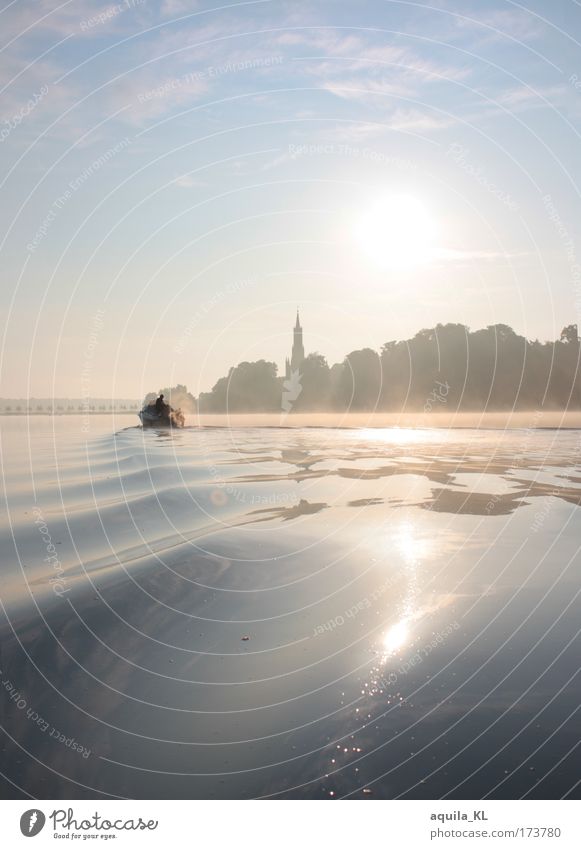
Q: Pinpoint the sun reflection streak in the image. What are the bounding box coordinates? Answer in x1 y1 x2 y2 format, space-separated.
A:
395 522 428 564
377 523 426 660
382 618 410 654
358 427 435 445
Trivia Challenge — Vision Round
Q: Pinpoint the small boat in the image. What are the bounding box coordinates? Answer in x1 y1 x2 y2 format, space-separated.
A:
138 403 185 428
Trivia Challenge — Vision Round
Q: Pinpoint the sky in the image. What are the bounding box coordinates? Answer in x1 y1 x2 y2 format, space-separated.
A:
2 0 581 398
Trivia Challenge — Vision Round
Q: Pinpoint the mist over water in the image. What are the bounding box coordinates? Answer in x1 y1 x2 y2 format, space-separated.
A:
1 415 580 799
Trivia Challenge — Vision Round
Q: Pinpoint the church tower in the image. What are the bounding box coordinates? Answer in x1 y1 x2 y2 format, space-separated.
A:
285 310 305 379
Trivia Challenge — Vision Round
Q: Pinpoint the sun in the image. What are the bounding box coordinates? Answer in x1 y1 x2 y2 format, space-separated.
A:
354 193 437 271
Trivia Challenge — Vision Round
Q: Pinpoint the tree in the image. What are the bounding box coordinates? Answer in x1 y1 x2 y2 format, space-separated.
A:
560 324 578 344
150 320 581 414
199 361 280 412
336 348 382 410
292 353 331 410
144 384 197 413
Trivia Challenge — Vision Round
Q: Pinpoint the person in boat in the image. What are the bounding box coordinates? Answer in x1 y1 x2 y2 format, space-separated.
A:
155 393 169 417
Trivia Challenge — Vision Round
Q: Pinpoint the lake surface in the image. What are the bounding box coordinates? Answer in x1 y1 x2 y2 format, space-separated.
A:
1 415 580 799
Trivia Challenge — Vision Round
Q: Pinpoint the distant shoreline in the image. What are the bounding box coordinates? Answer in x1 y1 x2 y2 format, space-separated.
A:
0 411 139 416
3 411 581 429
189 411 581 429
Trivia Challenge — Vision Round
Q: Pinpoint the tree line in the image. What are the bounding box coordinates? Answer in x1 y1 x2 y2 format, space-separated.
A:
197 323 581 413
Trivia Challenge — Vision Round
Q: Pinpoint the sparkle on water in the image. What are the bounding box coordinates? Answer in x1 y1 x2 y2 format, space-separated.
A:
382 618 411 654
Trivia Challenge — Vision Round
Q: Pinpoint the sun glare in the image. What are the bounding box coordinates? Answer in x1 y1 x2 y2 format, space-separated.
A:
382 619 410 654
354 194 437 270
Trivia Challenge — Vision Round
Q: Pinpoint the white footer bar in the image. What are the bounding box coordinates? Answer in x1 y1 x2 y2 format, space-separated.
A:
2 799 579 848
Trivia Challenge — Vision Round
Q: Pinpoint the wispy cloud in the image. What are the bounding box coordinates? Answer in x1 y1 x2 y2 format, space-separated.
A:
386 108 457 133
452 7 546 45
493 84 567 109
0 0 151 41
320 76 413 103
436 248 531 264
281 30 471 93
172 173 207 188
160 0 202 17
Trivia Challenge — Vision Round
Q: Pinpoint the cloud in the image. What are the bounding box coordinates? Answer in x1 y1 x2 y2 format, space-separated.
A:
280 30 471 85
0 52 82 134
462 83 572 128
260 150 294 171
493 84 567 109
272 29 472 118
436 248 531 264
0 0 152 41
110 69 209 124
386 108 457 132
320 76 414 103
452 7 545 44
0 5 556 154
318 122 392 144
160 0 201 17
172 173 207 188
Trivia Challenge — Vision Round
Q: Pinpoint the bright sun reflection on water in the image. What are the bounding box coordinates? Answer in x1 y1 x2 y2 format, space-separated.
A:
357 427 437 445
382 619 410 654
378 523 426 658
396 522 428 563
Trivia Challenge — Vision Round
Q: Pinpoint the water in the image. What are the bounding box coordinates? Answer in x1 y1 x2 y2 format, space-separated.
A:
1 415 580 799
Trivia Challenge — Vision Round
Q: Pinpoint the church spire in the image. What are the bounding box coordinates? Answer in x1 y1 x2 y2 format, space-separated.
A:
290 308 305 373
